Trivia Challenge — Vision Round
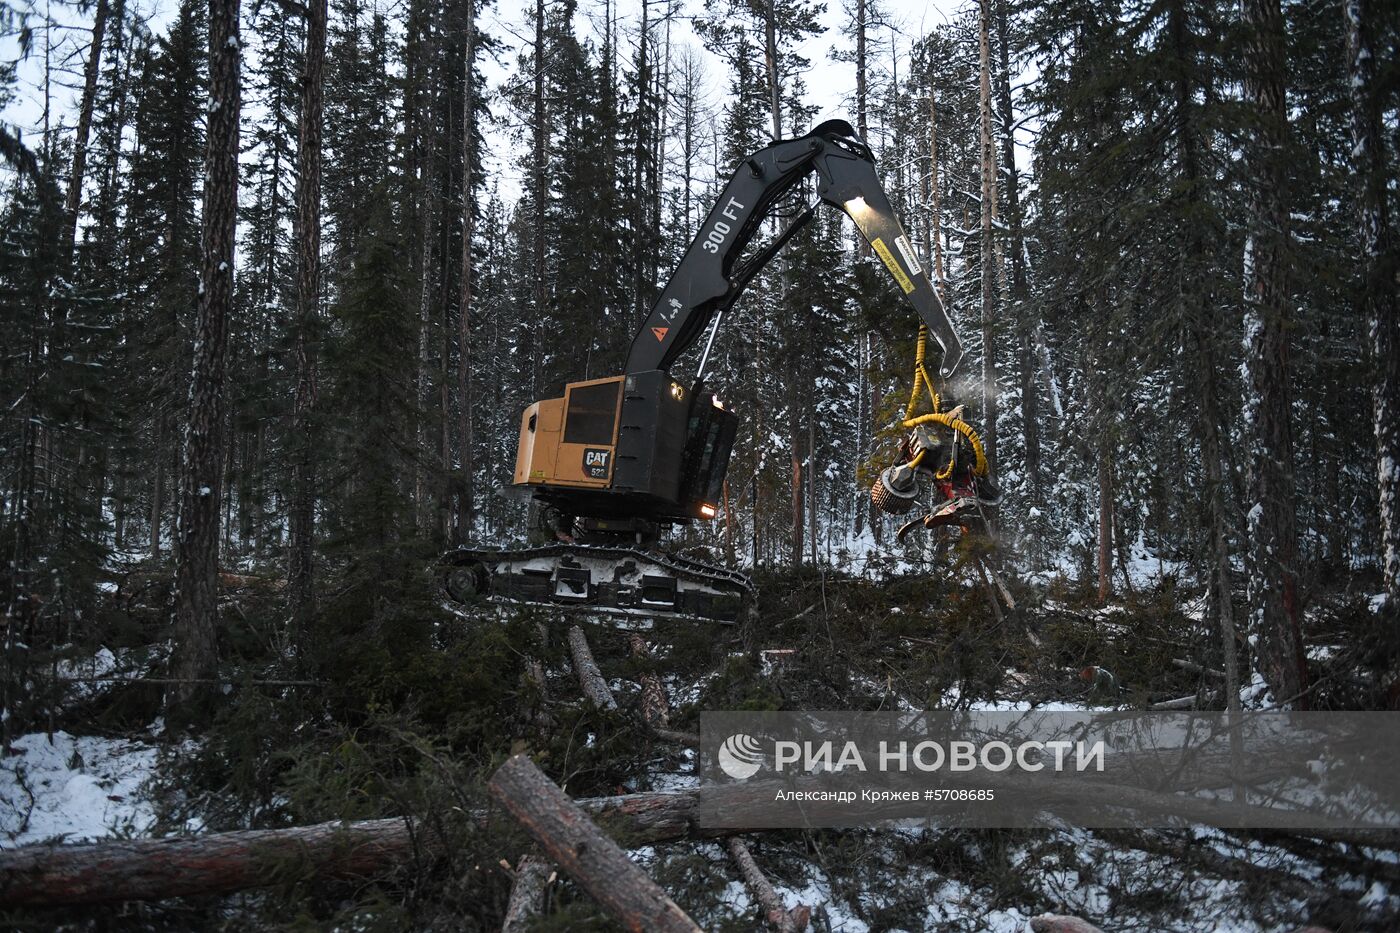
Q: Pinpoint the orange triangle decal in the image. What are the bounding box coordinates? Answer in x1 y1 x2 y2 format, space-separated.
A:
652 327 669 342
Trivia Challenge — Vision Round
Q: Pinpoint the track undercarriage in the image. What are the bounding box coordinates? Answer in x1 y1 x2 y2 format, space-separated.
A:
441 516 750 623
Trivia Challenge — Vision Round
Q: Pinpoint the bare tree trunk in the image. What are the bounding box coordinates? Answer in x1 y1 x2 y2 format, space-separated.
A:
149 416 163 558
62 0 109 258
1344 0 1400 610
454 0 477 547
762 0 781 140
488 755 704 933
1097 440 1113 605
808 415 817 564
632 0 650 331
289 0 327 633
1167 0 1242 727
977 0 999 483
993 0 1038 515
171 0 240 709
532 0 548 355
791 444 802 569
1240 0 1308 705
926 86 946 300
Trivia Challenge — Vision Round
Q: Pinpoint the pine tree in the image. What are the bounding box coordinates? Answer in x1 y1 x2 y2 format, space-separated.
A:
1240 0 1308 704
289 0 327 628
1345 0 1400 610
171 0 241 710
122 0 207 559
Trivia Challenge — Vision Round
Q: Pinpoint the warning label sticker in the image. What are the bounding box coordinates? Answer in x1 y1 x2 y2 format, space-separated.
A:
872 238 916 294
895 235 923 277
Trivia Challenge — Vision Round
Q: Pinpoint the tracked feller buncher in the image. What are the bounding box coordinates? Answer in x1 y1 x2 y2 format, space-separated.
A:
442 119 964 623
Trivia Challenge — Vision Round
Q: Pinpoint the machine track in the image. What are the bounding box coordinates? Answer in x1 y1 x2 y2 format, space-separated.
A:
440 543 751 623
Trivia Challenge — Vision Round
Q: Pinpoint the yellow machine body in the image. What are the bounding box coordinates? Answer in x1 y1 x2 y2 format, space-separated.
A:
513 375 624 490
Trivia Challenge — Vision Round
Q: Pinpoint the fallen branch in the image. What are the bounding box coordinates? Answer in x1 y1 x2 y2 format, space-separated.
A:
727 837 809 932
569 625 618 710
1171 659 1226 681
1149 694 1198 710
488 754 701 932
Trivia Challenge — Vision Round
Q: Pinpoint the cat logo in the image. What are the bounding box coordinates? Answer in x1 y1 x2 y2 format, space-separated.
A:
583 448 611 479
652 326 669 342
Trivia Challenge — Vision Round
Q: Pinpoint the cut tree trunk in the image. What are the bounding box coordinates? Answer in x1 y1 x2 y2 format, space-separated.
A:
727 837 810 932
0 788 716 908
568 625 618 710
502 853 553 932
5 776 1394 909
488 754 703 933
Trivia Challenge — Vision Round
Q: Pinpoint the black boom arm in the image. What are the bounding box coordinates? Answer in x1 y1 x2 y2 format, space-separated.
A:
624 119 964 378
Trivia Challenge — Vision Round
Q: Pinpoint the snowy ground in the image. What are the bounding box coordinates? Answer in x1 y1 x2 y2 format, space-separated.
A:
1 729 160 847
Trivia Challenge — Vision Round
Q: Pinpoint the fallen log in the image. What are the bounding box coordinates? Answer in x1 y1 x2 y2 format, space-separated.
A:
568 625 618 711
6 774 1392 909
0 816 424 907
0 786 714 908
726 837 809 932
488 754 702 933
501 854 553 932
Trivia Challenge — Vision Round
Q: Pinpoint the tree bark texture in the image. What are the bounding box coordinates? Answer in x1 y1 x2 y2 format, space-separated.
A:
1240 0 1308 705
502 853 553 932
727 837 810 932
993 0 1039 513
454 0 478 546
0 787 715 908
977 0 999 483
1344 0 1400 610
1097 438 1113 605
1166 0 1242 715
568 625 618 710
488 754 703 933
289 0 327 627
171 0 241 705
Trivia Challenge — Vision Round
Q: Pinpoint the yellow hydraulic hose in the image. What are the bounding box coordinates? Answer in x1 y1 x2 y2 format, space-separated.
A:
900 325 989 479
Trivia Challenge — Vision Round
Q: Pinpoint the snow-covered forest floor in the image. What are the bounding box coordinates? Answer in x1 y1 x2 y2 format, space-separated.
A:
5 557 1397 931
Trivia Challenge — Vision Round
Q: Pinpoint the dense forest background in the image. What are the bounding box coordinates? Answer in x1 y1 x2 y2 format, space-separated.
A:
3 0 1400 926
2 0 1399 732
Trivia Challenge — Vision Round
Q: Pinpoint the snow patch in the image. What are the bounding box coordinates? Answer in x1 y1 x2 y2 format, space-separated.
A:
2 731 159 847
